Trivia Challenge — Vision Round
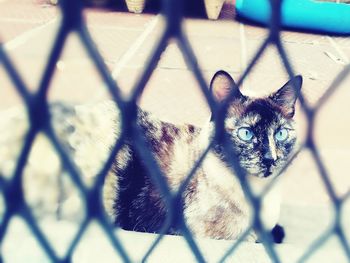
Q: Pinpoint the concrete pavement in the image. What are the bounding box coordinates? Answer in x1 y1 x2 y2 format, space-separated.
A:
1 0 350 262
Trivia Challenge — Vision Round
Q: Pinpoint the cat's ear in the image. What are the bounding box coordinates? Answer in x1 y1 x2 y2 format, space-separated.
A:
270 75 302 118
210 70 243 103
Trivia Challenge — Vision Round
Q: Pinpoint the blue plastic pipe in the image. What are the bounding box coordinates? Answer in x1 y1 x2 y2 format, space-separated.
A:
236 0 350 35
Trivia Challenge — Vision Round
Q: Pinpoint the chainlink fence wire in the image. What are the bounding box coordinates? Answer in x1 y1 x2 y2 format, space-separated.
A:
0 0 349 262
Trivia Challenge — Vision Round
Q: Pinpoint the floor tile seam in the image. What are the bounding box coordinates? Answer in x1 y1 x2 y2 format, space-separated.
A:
239 23 251 91
326 36 349 64
0 18 52 24
111 15 160 80
93 15 160 100
87 25 145 32
3 17 58 52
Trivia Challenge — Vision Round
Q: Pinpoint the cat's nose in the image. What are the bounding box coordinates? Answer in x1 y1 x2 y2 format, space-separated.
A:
263 157 275 167
263 149 277 166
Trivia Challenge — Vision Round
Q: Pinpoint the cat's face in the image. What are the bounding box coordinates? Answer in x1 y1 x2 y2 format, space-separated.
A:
210 71 302 178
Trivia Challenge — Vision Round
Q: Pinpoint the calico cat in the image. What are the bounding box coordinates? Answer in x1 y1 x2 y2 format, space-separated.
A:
0 71 300 242
103 70 302 243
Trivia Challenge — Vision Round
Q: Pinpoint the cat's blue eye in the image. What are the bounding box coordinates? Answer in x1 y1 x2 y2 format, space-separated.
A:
237 127 254 141
275 128 289 142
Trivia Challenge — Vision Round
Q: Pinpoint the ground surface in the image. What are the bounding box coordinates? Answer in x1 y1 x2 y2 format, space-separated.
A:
0 0 350 262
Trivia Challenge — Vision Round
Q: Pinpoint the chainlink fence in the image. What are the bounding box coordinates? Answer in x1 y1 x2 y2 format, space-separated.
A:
0 0 350 262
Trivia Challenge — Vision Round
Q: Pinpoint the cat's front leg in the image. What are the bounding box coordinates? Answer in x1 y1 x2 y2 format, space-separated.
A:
245 230 259 242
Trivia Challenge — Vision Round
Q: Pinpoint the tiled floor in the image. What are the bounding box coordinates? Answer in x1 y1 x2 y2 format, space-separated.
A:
0 0 350 262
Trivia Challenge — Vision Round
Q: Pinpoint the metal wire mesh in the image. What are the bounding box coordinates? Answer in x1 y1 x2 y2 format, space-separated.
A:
0 0 349 262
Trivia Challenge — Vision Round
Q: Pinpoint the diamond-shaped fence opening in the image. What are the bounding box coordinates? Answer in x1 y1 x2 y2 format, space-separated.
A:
2 216 52 263
0 0 350 262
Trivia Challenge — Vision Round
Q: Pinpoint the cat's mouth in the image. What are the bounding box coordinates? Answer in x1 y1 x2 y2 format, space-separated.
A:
263 169 273 178
249 166 275 178
240 162 277 178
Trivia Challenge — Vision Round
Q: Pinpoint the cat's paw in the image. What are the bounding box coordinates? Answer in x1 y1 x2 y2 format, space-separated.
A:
271 224 285 244
245 231 259 242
